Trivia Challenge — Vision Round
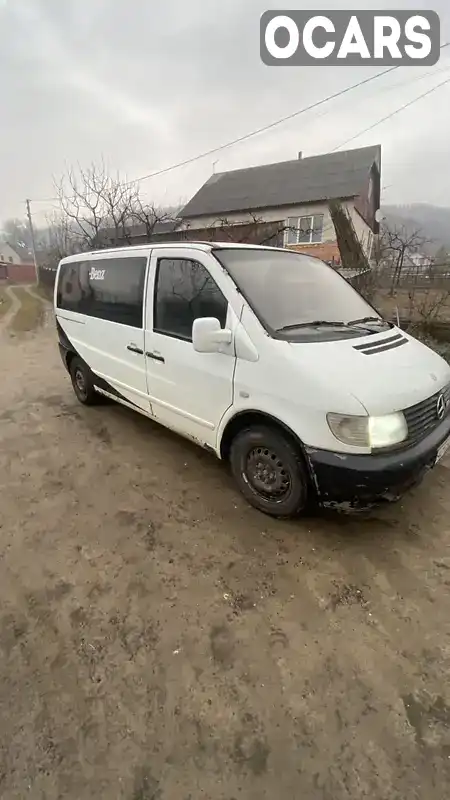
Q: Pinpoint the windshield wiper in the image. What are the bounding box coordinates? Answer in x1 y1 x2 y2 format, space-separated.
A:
347 316 385 326
277 320 350 332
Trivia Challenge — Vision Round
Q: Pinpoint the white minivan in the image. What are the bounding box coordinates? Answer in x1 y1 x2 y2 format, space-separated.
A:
54 243 450 517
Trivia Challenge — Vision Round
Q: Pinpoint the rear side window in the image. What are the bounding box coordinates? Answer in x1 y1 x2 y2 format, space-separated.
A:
57 256 147 328
154 258 228 340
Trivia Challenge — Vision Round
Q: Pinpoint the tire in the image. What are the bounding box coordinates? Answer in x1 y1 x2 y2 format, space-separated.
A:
69 357 99 406
229 425 309 518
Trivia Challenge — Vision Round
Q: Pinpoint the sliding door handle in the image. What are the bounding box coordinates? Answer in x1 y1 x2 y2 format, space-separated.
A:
127 344 144 355
146 351 165 363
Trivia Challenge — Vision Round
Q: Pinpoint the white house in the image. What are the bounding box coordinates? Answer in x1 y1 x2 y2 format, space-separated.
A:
0 242 22 265
178 145 381 264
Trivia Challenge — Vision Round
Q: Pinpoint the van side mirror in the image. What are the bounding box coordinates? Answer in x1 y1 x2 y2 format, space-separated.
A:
192 317 233 353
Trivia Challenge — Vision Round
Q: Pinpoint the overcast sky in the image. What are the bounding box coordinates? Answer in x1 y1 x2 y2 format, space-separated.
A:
1 0 450 226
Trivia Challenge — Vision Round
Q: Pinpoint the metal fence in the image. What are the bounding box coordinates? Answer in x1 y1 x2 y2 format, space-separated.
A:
375 265 450 290
38 265 57 290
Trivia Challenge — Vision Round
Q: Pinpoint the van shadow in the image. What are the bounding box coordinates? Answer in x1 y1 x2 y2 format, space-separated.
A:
88 397 232 480
84 398 439 556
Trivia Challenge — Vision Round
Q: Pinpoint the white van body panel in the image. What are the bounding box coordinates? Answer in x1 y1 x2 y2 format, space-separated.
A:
55 248 152 414
221 304 369 455
65 314 150 411
221 300 450 455
142 247 243 448
289 330 450 418
54 243 450 472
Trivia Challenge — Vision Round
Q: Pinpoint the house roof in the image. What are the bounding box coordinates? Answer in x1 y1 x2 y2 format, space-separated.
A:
4 241 34 262
129 219 182 237
100 218 182 243
179 145 381 219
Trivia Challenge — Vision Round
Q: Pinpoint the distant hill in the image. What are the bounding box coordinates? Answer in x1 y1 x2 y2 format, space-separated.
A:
382 204 450 254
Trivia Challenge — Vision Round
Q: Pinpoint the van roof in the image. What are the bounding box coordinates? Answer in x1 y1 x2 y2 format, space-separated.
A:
58 241 290 264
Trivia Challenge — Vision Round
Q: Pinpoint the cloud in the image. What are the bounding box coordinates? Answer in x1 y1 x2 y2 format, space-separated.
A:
1 0 450 225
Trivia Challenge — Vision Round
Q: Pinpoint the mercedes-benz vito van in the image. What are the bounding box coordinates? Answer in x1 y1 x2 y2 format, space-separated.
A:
54 243 450 517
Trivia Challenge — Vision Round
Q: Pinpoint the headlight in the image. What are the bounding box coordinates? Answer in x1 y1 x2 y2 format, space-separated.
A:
327 412 407 449
368 413 407 448
326 413 368 447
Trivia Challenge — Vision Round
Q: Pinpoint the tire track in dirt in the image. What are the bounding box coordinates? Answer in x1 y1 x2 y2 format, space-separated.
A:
0 285 21 333
0 284 50 333
23 284 52 328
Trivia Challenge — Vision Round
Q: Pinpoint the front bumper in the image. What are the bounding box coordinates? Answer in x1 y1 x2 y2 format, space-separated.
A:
305 415 450 509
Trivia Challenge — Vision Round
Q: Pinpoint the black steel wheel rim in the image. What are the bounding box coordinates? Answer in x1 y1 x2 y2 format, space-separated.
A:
244 446 291 502
74 367 87 399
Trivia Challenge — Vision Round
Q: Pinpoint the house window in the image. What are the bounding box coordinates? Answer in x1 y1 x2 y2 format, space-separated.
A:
8 257 13 263
285 214 324 246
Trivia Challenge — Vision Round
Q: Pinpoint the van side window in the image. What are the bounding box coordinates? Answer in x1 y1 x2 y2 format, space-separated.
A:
57 261 88 311
57 256 147 328
154 258 228 340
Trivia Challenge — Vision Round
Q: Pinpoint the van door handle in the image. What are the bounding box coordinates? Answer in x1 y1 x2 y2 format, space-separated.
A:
127 344 144 355
146 351 165 363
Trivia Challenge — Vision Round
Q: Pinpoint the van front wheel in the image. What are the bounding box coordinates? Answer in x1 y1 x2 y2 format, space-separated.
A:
229 425 309 518
70 357 98 406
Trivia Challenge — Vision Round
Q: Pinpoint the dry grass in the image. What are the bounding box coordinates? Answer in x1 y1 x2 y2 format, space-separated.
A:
0 286 12 320
9 287 45 333
375 288 450 322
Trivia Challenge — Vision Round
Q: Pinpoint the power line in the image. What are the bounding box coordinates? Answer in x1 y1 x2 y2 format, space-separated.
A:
30 196 59 204
125 44 450 185
331 74 450 152
130 68 404 184
284 61 450 131
27 66 400 205
29 51 449 203
25 41 450 217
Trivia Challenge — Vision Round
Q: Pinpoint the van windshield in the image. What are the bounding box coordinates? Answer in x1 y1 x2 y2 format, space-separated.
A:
213 248 389 341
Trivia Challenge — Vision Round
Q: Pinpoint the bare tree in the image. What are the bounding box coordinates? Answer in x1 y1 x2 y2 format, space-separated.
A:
367 220 450 330
43 211 78 265
130 195 176 240
101 173 140 246
56 163 108 249
56 162 182 249
56 162 138 250
406 283 450 329
377 223 430 296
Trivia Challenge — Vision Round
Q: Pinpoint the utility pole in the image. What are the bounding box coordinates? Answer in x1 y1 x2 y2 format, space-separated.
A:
25 198 39 285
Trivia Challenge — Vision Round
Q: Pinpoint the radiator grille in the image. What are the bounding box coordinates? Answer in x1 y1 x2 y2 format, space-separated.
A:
403 384 450 445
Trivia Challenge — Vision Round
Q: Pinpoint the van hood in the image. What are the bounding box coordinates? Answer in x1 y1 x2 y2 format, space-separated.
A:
289 327 450 416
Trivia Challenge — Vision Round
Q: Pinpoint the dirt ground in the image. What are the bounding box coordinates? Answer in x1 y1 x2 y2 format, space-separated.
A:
1 294 450 799
376 288 450 322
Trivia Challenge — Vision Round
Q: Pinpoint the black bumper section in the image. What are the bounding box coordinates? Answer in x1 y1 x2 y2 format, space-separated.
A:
305 416 450 508
58 342 70 370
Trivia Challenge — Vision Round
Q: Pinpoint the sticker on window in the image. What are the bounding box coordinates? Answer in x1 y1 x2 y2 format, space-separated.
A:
89 267 106 281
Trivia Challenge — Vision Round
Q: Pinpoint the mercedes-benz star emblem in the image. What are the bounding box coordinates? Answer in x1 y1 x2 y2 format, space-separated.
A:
436 394 446 421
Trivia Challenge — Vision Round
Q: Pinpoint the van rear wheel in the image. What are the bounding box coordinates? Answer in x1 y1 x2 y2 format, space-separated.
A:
229 425 309 518
70 357 98 406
